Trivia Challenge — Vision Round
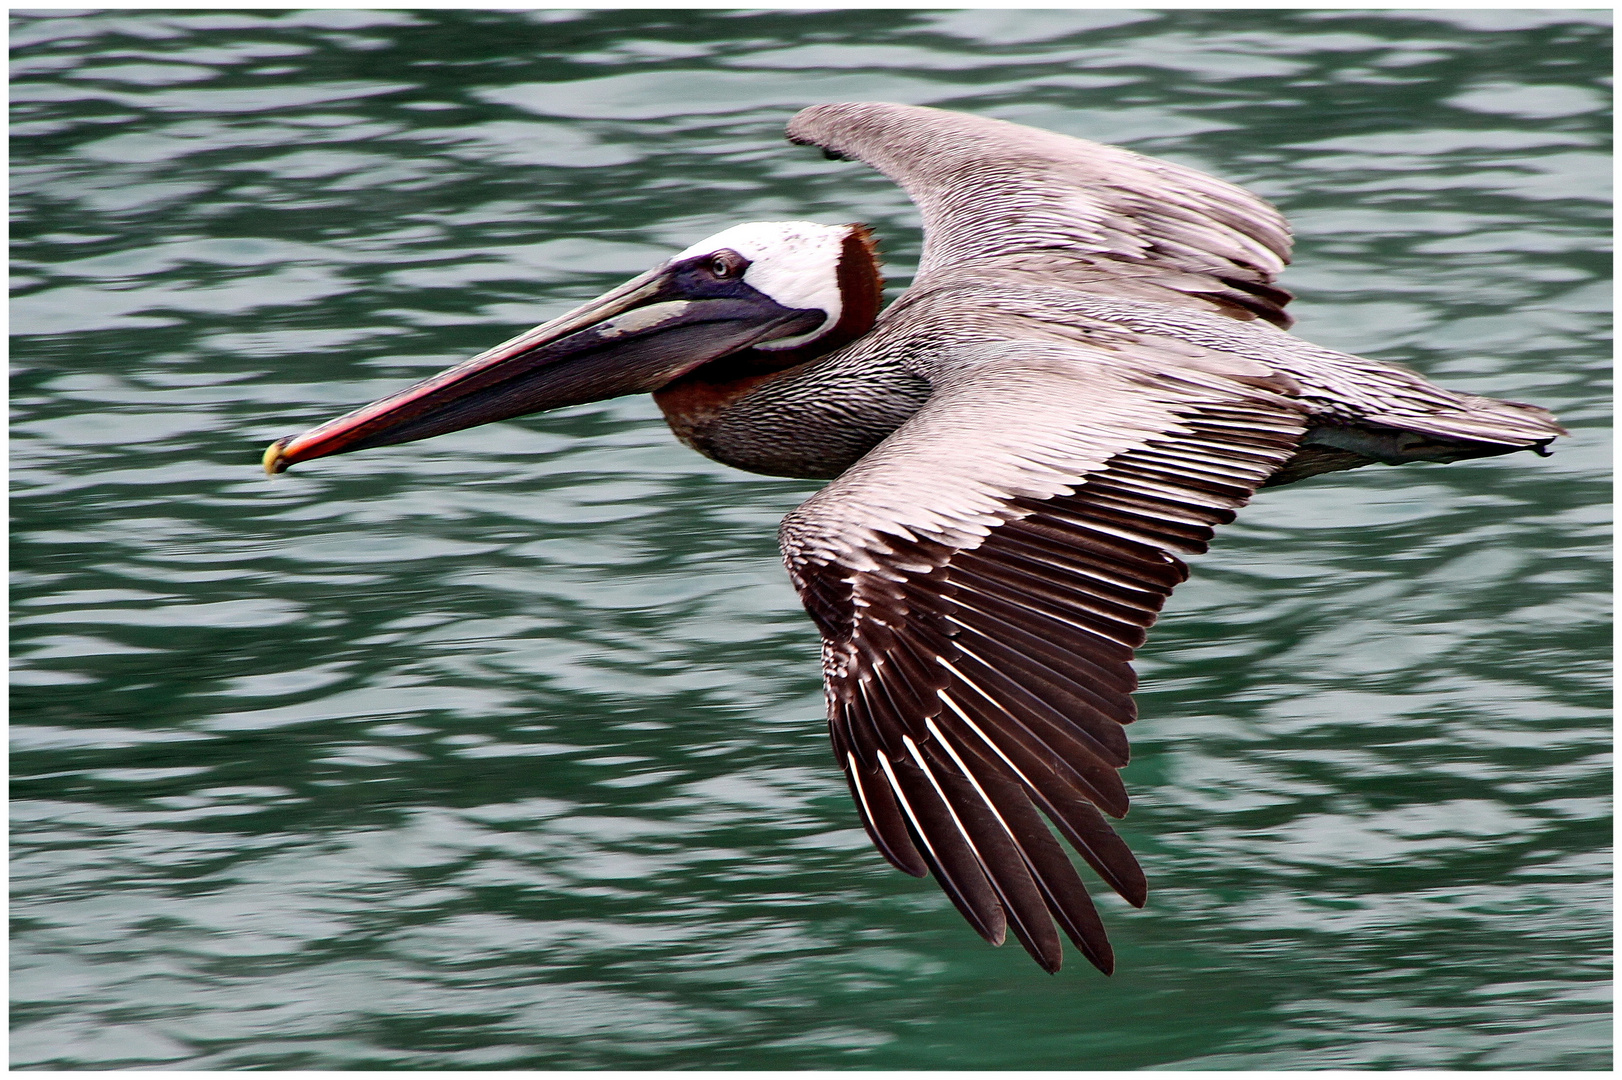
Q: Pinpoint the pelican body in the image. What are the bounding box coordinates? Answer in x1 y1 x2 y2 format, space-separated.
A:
265 104 1562 974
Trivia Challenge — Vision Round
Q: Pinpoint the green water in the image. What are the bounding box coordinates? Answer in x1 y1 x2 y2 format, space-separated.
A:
11 8 1610 1070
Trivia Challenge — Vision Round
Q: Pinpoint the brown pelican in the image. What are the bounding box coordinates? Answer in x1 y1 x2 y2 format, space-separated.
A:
263 103 1563 974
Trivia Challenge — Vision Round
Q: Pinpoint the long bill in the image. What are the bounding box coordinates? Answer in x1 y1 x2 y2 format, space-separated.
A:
263 264 825 474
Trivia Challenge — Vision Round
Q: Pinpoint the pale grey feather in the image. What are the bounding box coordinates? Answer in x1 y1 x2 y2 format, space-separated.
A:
788 101 1296 326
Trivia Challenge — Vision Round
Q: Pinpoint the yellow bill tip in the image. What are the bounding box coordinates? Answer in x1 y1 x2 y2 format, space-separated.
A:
262 440 291 476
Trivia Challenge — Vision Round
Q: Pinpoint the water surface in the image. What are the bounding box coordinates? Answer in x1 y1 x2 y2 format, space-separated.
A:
11 8 1610 1070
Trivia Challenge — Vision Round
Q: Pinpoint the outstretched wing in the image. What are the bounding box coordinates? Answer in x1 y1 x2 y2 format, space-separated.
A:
779 347 1306 973
787 101 1295 327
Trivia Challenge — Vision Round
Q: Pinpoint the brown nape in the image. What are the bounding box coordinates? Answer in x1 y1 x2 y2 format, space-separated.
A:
750 222 883 364
653 224 885 451
819 223 885 357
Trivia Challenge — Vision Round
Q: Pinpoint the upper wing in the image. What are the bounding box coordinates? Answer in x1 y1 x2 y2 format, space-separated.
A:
787 102 1296 327
779 346 1306 973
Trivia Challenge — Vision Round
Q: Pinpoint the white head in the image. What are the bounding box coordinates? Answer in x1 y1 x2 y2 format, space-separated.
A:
675 221 860 351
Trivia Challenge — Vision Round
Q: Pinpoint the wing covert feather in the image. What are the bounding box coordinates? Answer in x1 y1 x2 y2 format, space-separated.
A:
788 102 1295 326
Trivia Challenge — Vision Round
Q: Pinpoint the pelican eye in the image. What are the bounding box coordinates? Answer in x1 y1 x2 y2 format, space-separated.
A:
704 250 747 279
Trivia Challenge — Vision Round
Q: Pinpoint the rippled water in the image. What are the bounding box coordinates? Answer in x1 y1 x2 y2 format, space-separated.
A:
11 8 1610 1070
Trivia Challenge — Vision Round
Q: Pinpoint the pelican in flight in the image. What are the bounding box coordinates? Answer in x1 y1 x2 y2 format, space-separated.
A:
264 103 1562 974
